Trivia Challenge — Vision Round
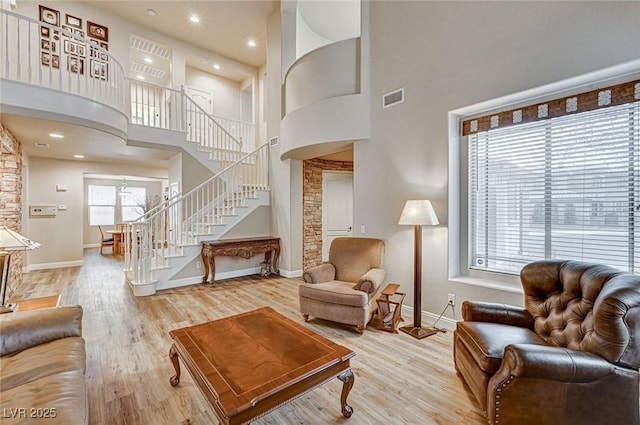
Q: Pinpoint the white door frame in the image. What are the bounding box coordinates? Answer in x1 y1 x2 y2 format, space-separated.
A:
321 170 354 261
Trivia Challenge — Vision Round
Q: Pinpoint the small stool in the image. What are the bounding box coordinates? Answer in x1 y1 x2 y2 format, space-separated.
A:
373 283 405 333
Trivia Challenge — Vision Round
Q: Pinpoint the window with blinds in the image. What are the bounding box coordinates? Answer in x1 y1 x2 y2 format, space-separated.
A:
466 81 640 275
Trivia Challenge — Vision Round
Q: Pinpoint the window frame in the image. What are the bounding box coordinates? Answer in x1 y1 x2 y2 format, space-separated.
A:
467 104 638 275
87 184 116 226
447 63 640 289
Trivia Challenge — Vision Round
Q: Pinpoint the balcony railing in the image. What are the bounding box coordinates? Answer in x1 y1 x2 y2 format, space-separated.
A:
1 9 125 111
1 9 255 154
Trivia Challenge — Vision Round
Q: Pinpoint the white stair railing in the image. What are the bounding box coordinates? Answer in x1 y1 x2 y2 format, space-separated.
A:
213 115 255 153
0 9 125 111
183 92 244 160
129 79 183 131
124 142 270 285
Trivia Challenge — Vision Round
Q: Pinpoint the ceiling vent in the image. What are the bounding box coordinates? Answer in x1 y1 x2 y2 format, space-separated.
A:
130 35 171 59
130 62 166 79
382 88 404 109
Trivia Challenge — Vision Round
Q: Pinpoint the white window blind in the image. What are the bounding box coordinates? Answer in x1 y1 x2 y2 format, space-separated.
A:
468 100 640 275
121 187 146 222
88 185 116 226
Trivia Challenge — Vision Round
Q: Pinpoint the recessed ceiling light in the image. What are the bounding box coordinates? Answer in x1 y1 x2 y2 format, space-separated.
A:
247 40 256 47
144 57 153 63
137 74 145 80
213 63 221 70
34 142 50 148
73 154 85 159
190 15 200 23
49 132 64 139
147 9 156 16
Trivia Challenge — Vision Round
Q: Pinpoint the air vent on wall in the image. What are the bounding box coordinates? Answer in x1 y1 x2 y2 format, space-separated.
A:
382 88 404 109
269 136 279 147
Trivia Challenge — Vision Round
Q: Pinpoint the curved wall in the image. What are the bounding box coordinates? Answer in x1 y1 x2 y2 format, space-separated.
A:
1 80 128 141
280 38 368 160
280 93 369 160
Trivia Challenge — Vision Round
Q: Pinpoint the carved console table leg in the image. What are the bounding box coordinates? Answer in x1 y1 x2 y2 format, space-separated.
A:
201 247 211 285
337 369 354 418
169 344 181 387
272 246 280 274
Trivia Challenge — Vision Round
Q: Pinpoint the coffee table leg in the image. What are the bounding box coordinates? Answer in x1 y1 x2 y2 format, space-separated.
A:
169 344 181 387
337 369 354 418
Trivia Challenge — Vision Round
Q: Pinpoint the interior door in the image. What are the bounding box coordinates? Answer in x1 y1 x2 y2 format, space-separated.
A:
322 172 354 261
184 86 213 143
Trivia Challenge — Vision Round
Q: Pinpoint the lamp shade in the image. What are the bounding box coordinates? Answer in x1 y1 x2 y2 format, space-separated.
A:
0 227 41 251
398 200 439 226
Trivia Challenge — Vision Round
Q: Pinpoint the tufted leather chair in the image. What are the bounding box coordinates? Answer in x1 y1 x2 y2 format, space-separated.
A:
453 260 640 425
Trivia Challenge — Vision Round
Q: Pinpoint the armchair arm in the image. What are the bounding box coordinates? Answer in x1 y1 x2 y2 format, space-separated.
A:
353 268 386 294
0 305 83 356
497 344 615 382
487 343 639 425
461 301 534 329
303 263 336 284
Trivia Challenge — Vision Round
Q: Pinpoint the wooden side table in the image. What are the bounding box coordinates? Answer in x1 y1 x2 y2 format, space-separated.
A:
373 283 405 333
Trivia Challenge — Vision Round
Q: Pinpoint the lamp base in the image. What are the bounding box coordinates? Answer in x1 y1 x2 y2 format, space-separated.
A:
399 325 440 339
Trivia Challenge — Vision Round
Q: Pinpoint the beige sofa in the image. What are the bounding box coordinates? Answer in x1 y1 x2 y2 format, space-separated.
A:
0 306 87 425
299 237 386 333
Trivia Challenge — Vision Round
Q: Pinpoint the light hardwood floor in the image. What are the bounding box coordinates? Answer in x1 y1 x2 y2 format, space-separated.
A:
14 250 486 425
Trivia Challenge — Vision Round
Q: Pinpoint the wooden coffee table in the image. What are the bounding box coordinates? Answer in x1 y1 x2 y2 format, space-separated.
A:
168 307 356 425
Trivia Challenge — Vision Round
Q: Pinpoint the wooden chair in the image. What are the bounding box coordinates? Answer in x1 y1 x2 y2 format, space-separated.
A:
98 226 115 254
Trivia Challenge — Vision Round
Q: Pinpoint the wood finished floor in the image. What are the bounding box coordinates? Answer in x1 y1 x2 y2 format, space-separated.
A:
15 249 486 425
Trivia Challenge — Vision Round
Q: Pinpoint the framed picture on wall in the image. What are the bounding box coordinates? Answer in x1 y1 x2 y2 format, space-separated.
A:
40 26 50 38
67 57 84 74
41 52 60 68
65 14 82 29
62 25 84 38
87 21 108 42
39 5 60 26
40 39 57 53
90 59 108 80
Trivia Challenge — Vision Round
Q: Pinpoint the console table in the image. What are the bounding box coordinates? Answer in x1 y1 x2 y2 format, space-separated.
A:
201 237 280 285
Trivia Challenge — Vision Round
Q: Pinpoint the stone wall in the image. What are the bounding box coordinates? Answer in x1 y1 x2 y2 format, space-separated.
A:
0 123 23 298
302 158 353 270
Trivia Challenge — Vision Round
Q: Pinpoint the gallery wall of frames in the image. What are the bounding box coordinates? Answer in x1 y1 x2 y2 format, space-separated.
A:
38 4 109 80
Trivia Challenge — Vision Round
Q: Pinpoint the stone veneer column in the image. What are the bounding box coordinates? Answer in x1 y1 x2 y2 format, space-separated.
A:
0 124 23 295
302 158 353 270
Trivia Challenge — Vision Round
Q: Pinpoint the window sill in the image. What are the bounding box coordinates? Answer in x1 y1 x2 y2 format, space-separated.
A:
448 276 523 294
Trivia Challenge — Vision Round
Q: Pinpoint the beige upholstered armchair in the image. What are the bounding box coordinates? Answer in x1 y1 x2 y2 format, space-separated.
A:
299 237 385 334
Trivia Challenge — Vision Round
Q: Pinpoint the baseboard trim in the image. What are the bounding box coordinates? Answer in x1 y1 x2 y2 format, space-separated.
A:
278 269 302 278
83 243 100 249
26 260 84 272
401 304 458 332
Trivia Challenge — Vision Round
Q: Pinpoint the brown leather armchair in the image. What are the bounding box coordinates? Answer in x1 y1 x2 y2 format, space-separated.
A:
453 260 640 425
299 237 385 334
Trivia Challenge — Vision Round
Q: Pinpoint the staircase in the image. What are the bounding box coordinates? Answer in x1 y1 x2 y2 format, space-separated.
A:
0 10 269 296
124 143 270 296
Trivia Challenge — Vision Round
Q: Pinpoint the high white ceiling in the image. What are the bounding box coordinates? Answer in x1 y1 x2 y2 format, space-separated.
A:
82 0 278 68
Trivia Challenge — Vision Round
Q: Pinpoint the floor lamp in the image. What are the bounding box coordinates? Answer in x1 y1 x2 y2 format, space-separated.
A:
398 200 439 339
0 227 40 311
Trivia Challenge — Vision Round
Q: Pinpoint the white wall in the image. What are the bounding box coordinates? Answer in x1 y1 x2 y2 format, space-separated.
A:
185 67 241 119
26 157 167 269
82 178 163 246
266 8 303 276
360 1 640 322
15 1 257 93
